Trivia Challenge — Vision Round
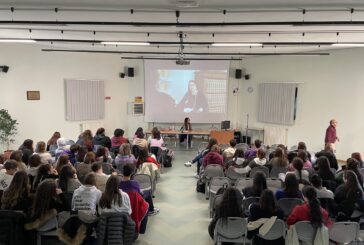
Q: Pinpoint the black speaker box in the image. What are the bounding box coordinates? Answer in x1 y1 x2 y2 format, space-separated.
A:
119 73 125 78
242 136 251 145
245 74 250 80
234 131 241 143
128 67 134 77
1 66 9 73
235 69 242 79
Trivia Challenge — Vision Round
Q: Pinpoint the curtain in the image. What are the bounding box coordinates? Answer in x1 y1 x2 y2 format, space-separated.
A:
258 83 297 125
65 79 105 121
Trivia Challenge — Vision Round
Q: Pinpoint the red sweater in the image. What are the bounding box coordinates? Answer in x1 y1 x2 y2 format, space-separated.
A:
287 203 333 227
127 191 149 232
325 125 336 144
203 152 224 167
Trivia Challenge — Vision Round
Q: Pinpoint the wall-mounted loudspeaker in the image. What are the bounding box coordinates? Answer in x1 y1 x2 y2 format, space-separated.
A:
245 74 250 80
119 73 125 78
235 69 242 79
0 66 9 73
128 67 134 77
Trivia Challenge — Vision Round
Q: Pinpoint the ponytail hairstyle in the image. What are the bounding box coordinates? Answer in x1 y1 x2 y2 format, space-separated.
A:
343 170 364 200
292 157 304 182
302 186 323 229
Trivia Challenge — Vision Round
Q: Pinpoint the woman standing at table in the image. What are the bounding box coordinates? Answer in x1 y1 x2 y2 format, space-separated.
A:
179 117 192 146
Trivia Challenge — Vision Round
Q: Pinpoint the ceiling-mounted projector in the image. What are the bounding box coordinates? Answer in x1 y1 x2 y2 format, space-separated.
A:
176 59 190 65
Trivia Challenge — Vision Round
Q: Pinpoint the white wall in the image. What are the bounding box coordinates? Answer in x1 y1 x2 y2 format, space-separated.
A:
0 44 130 150
1 44 363 160
230 49 364 160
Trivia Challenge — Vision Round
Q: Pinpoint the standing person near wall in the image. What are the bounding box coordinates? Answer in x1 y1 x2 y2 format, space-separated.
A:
325 119 339 152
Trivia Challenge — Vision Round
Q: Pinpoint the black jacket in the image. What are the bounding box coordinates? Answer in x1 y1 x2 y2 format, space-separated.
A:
97 212 136 245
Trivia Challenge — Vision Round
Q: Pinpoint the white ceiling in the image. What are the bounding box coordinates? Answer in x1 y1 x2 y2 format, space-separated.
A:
1 0 364 59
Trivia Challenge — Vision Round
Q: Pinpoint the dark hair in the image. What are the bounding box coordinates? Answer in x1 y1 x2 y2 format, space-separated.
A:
0 154 5 165
317 156 335 181
114 128 124 137
343 170 364 200
136 131 145 139
32 179 58 220
10 150 23 162
207 138 218 151
284 174 300 198
91 162 102 172
136 148 149 168
76 146 88 163
252 171 267 196
56 154 69 173
351 152 363 168
99 176 122 209
4 159 18 170
310 174 322 188
33 163 52 190
257 148 266 159
28 154 42 168
134 127 143 136
123 164 135 177
35 141 47 153
184 117 191 130
260 189 277 214
84 173 96 186
152 129 161 140
218 187 244 221
96 128 105 135
302 186 323 229
273 147 288 167
233 148 245 159
47 132 61 146
58 165 77 192
297 142 307 151
297 149 308 162
22 139 34 151
229 139 237 148
80 130 93 141
96 146 108 163
1 171 29 209
254 139 262 149
346 158 363 187
70 144 80 154
292 157 304 181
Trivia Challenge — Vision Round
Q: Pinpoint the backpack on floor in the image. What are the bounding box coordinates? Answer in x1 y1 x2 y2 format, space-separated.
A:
161 149 174 167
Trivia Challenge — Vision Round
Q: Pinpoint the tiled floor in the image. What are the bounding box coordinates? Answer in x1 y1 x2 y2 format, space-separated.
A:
136 147 213 245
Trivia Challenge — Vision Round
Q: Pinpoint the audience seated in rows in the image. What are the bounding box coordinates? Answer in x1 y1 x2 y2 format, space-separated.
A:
203 144 224 168
315 144 338 170
224 148 245 170
245 139 262 159
56 165 81 192
34 141 53 164
114 143 137 172
9 150 27 172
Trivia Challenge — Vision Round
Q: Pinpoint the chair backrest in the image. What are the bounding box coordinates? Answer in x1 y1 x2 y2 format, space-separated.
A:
270 166 288 178
250 166 269 178
329 222 359 244
205 164 225 180
242 197 260 214
257 219 286 240
211 194 224 216
266 178 283 193
236 143 249 151
277 198 304 217
132 174 152 191
209 177 231 193
226 166 247 183
295 221 316 243
235 178 253 191
214 217 247 243
0 210 26 245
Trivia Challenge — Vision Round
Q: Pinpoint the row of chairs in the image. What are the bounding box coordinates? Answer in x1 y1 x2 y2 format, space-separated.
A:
214 218 360 245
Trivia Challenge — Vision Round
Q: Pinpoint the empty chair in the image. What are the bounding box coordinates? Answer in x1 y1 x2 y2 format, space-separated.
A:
235 178 253 192
242 197 260 215
204 164 225 199
329 222 359 244
132 174 152 194
257 219 286 241
266 178 283 193
250 166 269 178
214 217 248 245
277 198 304 218
226 166 247 185
294 221 322 244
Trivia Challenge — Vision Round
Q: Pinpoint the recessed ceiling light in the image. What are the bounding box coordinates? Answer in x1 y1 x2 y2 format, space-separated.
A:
0 39 36 43
212 43 262 47
101 41 150 46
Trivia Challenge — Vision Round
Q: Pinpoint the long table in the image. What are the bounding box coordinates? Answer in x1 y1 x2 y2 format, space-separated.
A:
146 129 234 149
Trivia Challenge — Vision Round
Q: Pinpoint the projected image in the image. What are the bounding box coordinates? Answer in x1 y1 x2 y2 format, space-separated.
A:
145 60 229 123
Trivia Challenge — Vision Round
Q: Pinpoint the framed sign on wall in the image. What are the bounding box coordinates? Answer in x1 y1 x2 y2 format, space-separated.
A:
27 91 40 100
